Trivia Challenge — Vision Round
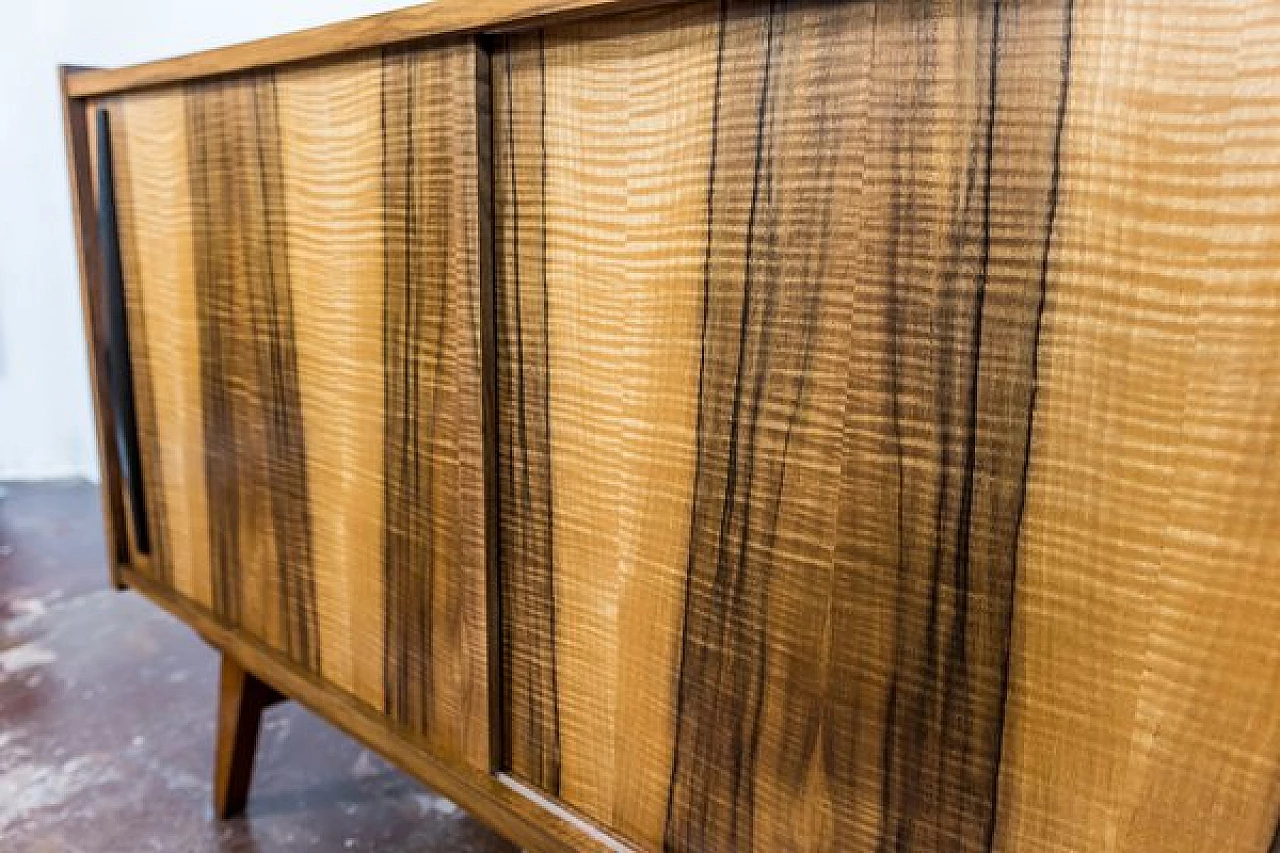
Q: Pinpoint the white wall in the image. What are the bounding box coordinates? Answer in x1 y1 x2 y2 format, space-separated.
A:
0 0 406 479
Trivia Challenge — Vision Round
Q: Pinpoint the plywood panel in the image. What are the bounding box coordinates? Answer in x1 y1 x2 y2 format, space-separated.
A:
106 39 490 770
494 1 1280 851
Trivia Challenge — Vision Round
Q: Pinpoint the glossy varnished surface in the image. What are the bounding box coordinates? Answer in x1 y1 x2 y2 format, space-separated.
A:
493 1 1280 851
101 40 491 770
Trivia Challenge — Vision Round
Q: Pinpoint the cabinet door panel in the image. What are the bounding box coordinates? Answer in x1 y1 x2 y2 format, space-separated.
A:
106 40 491 771
493 2 1280 852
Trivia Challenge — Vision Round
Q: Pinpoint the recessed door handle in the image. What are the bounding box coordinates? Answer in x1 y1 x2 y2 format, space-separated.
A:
96 108 150 556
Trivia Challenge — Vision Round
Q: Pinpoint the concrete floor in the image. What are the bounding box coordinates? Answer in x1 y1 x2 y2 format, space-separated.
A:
0 481 517 853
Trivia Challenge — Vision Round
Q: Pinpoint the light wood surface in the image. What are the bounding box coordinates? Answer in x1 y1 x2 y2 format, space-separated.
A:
100 39 492 771
493 1 1280 851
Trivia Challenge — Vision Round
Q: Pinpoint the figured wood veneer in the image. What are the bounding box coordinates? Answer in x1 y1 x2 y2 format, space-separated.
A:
98 40 492 771
492 1 1280 851
62 0 1280 851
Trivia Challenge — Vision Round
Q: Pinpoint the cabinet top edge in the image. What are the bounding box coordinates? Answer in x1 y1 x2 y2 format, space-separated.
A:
64 0 678 99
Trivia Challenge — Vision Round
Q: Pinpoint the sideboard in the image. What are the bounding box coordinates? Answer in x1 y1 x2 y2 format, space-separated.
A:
61 0 1280 850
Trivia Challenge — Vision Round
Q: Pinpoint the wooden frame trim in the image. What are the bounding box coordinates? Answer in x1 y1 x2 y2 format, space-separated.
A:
119 567 629 853
59 66 129 589
63 0 679 98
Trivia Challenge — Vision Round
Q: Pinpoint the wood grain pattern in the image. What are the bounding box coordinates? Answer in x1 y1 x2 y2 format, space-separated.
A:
109 100 173 588
103 39 491 770
72 0 1280 850
118 565 619 853
187 71 319 667
274 56 384 698
375 43 492 768
495 11 725 836
997 2 1280 851
493 1 1280 851
108 90 209 603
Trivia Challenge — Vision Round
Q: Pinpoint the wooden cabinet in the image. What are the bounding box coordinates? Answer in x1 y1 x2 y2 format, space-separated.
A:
62 1 1280 851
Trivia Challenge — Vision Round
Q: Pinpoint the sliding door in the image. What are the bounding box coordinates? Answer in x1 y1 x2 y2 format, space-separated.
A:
491 2 1280 851
98 39 492 770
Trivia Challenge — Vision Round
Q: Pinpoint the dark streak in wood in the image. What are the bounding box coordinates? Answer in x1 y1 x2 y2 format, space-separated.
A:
382 45 438 732
476 37 505 772
986 1 1075 849
663 0 728 843
187 82 242 626
665 1 788 849
870 2 1076 849
496 33 562 793
494 31 560 788
255 74 318 672
185 74 319 671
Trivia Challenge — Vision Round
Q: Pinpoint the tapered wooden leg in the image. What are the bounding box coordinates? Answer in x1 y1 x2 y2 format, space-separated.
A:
214 654 284 819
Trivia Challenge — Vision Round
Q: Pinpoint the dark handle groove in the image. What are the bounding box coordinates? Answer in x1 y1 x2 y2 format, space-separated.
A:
96 108 151 555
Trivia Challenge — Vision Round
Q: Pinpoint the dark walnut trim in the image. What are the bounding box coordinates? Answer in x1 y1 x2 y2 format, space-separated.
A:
59 66 130 590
